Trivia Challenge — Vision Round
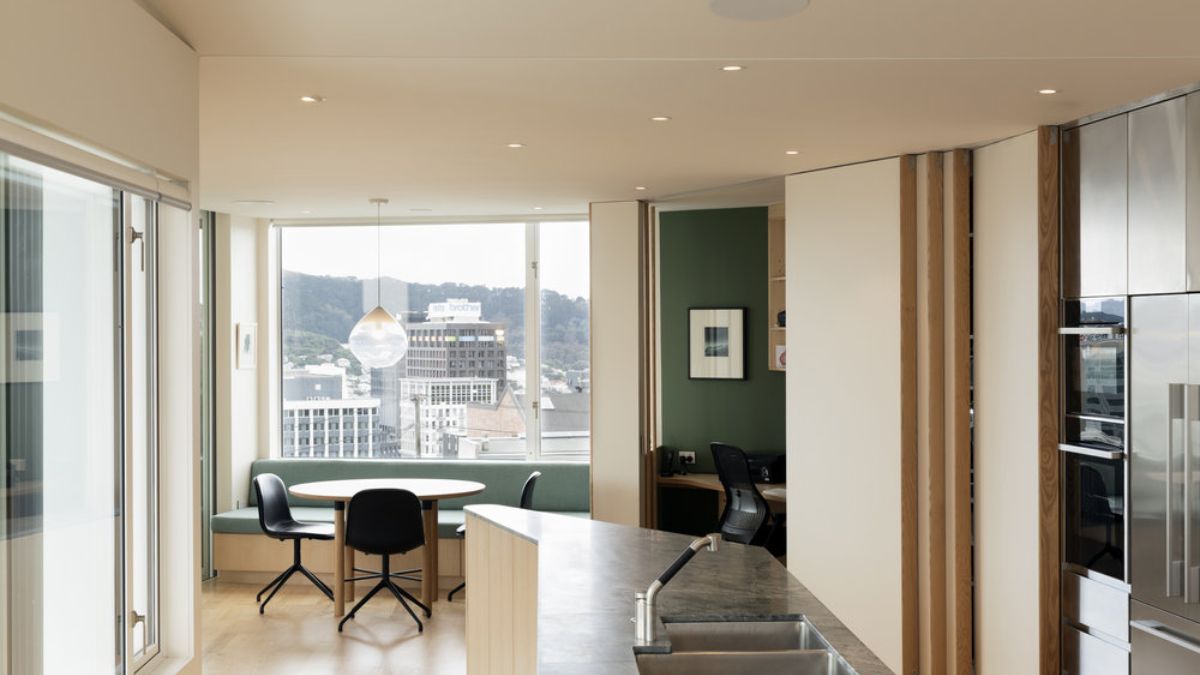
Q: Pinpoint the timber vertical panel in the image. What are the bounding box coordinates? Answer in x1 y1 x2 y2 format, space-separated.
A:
900 154 920 675
924 152 948 675
1037 127 1062 675
949 148 974 675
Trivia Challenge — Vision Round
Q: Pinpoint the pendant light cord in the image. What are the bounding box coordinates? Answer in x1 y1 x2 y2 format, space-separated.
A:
376 201 383 306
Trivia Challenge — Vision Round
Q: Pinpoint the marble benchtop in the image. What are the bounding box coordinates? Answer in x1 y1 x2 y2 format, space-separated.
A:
465 504 892 675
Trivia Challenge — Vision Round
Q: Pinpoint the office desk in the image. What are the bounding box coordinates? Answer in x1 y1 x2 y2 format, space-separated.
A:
655 473 786 525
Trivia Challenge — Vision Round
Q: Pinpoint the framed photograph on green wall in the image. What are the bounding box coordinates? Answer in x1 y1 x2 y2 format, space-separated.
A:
688 307 746 380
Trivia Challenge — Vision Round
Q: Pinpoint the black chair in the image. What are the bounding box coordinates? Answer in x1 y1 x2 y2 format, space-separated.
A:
253 473 335 613
339 489 432 633
447 470 541 602
710 443 785 555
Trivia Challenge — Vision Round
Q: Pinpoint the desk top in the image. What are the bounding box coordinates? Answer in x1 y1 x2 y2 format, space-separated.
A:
656 473 786 502
289 478 486 501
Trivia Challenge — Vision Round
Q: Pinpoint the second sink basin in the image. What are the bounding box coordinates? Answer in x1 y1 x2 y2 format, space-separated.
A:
635 649 837 675
660 619 830 652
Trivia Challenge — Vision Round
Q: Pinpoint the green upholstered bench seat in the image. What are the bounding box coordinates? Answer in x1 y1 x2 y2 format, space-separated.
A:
211 506 588 539
211 458 590 539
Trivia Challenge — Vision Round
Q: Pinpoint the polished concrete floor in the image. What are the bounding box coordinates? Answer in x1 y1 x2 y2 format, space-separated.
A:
202 577 467 674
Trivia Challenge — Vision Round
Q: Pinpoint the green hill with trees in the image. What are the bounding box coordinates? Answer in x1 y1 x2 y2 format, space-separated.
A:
281 271 588 374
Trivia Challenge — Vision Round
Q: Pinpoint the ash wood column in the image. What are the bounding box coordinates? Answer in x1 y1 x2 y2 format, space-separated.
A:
465 513 538 675
1037 126 1062 675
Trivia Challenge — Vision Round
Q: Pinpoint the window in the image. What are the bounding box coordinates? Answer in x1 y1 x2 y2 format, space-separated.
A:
280 220 589 460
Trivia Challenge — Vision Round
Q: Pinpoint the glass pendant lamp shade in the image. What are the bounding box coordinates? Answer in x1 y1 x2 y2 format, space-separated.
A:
349 197 407 369
349 305 408 368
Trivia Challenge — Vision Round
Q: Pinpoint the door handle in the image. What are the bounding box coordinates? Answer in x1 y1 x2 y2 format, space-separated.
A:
129 227 145 272
1131 620 1200 656
1190 385 1200 604
129 609 148 655
1058 326 1126 336
1169 383 1185 597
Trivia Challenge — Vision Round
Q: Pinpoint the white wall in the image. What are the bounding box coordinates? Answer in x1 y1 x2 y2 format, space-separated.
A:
215 214 264 511
972 131 1040 675
0 0 199 181
589 201 644 526
785 158 904 673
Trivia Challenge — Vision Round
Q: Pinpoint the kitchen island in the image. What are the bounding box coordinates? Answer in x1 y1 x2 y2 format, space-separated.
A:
464 504 891 675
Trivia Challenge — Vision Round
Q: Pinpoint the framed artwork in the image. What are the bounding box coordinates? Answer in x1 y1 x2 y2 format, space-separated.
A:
688 308 746 380
236 322 257 370
2 312 61 383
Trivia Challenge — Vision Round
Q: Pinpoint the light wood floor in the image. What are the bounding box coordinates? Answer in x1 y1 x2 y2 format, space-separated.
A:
202 577 466 674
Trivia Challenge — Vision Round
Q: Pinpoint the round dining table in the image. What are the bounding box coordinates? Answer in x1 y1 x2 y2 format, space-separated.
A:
289 478 486 617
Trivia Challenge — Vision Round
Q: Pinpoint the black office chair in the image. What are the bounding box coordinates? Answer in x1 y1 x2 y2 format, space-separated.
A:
339 488 432 633
1080 465 1122 569
253 473 335 613
447 470 541 602
711 443 785 555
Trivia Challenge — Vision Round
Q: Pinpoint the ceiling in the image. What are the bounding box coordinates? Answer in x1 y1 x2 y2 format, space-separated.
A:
139 0 1200 219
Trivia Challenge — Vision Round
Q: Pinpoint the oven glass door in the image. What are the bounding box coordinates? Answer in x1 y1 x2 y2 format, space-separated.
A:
1064 452 1125 580
1064 297 1126 427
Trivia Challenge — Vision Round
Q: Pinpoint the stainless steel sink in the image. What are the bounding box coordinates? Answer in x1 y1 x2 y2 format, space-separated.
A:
634 619 857 675
660 619 830 652
635 649 839 675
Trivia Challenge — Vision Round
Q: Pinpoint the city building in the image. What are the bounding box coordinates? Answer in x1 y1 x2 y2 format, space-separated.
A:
283 363 348 400
397 377 498 457
403 299 507 390
373 300 510 456
281 398 383 458
460 387 589 459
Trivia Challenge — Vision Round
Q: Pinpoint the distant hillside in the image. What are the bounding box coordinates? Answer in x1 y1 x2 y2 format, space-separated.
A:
281 271 588 372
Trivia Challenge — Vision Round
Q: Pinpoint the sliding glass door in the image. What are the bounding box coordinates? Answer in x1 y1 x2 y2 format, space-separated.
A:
2 154 122 672
1 153 163 673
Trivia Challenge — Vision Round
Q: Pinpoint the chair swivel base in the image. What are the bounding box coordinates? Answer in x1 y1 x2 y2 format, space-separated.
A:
338 557 431 633
257 538 334 613
447 581 465 602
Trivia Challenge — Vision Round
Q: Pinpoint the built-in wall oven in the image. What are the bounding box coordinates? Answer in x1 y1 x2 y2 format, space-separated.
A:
1061 298 1132 674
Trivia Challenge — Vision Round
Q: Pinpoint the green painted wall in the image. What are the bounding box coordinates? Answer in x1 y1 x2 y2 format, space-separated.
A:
657 207 785 533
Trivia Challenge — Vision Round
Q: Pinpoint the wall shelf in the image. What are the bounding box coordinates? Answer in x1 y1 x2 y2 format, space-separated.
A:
767 202 786 372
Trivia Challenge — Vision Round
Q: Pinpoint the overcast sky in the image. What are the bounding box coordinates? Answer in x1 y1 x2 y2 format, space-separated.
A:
281 221 589 299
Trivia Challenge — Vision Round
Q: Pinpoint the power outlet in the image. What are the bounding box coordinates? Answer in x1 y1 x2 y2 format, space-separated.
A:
678 451 696 466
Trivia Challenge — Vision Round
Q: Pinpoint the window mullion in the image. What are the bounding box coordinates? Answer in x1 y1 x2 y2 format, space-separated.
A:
525 222 540 460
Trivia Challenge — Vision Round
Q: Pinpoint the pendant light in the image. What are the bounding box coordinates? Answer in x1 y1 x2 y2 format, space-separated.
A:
348 198 409 369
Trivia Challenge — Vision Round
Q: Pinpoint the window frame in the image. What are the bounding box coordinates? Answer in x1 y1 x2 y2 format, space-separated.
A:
276 216 588 461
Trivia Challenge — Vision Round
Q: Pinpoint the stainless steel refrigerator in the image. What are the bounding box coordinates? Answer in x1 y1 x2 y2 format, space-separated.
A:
1130 293 1200 671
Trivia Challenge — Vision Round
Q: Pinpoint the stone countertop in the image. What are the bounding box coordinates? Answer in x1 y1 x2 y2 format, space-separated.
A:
465 504 893 675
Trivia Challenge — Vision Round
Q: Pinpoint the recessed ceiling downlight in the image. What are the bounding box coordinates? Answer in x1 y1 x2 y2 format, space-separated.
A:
299 95 325 104
507 142 525 148
785 150 800 155
1039 88 1058 95
635 186 647 191
651 116 672 122
709 0 811 21
722 65 745 72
